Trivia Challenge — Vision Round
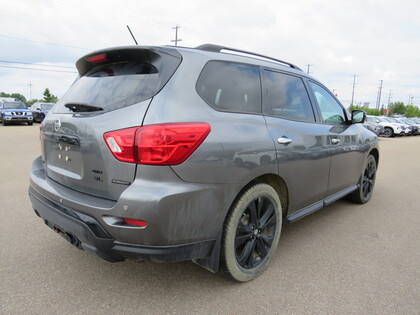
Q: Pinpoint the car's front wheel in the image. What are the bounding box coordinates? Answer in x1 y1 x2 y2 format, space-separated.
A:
382 127 393 138
220 183 282 282
347 155 377 204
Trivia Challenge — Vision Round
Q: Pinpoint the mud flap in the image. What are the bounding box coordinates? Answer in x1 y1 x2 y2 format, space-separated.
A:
192 229 222 273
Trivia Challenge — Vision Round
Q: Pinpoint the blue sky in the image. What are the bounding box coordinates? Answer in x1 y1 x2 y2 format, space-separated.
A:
1 0 419 108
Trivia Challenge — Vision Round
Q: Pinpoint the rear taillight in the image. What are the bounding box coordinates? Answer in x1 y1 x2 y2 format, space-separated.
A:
104 123 211 165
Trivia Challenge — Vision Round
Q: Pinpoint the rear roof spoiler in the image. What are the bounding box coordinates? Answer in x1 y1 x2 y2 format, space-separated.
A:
76 46 182 76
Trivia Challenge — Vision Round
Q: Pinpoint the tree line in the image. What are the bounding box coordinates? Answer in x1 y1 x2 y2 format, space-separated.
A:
1 88 58 106
349 102 419 117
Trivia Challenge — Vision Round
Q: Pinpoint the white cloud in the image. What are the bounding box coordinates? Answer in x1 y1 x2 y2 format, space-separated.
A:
0 0 419 107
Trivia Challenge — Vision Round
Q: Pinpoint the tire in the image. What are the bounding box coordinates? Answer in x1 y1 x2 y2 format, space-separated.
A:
347 155 377 204
382 127 393 138
2 119 7 126
28 121 33 126
220 183 282 282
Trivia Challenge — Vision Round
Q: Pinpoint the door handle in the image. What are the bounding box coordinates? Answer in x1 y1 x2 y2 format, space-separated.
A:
331 138 341 145
278 137 292 145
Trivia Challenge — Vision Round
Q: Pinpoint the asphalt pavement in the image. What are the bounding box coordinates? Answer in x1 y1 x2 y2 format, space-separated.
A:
1 124 419 314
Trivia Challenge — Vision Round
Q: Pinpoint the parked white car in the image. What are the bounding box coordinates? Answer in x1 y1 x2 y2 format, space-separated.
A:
366 116 405 137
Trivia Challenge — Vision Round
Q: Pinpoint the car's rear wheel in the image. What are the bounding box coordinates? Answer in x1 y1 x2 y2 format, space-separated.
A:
220 183 282 282
347 155 377 204
383 127 393 138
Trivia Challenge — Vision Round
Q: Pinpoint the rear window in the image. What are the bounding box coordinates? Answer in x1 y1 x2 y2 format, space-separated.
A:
40 103 54 110
196 61 261 114
54 61 160 113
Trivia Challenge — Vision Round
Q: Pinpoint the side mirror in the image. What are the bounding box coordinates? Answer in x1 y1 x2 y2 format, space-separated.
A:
351 110 366 124
36 107 41 111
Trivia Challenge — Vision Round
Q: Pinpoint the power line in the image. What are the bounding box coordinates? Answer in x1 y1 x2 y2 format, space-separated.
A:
0 34 87 50
0 59 74 69
0 65 77 74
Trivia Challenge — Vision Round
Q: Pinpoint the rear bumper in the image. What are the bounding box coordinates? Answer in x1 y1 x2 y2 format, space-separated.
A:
28 156 231 262
29 185 214 262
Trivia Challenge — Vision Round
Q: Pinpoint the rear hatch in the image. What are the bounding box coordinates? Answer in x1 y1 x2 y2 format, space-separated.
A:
40 46 182 200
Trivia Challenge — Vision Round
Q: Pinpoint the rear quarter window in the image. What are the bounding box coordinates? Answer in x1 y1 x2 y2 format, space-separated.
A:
196 61 261 114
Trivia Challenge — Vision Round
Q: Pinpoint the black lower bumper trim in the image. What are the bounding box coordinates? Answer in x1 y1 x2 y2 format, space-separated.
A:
28 186 215 263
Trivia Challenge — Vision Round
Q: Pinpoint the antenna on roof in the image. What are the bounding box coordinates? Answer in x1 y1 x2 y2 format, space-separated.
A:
126 25 138 45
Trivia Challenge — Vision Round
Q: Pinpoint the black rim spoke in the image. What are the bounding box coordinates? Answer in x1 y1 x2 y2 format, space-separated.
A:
259 233 274 247
246 240 257 267
259 204 275 229
247 199 259 225
237 221 251 234
237 238 256 267
256 238 268 257
235 233 252 248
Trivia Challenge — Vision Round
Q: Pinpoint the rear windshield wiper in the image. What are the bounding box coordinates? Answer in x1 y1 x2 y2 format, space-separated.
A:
64 103 104 112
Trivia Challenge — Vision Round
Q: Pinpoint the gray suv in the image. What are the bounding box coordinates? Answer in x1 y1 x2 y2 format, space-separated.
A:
29 44 379 282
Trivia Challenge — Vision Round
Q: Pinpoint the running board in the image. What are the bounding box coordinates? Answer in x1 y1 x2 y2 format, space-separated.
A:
285 185 358 223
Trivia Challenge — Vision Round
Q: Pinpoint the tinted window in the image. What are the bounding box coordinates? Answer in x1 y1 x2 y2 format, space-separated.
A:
3 102 27 109
309 82 347 125
262 70 315 122
196 61 261 113
41 103 54 110
54 62 160 114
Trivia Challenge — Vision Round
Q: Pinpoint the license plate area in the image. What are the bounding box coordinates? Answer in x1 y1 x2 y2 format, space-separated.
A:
45 136 83 179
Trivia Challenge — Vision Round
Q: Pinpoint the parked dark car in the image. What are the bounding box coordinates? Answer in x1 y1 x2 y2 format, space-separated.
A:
29 44 379 282
30 102 55 123
0 101 33 126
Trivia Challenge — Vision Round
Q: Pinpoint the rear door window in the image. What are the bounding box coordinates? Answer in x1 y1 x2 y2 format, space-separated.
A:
196 61 261 114
262 70 315 122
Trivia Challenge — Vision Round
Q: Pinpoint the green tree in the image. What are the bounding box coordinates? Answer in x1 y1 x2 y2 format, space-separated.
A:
42 88 58 103
0 92 27 103
404 105 420 118
27 99 40 106
388 102 406 116
348 104 380 116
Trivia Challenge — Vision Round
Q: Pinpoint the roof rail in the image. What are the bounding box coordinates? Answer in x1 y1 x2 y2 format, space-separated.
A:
195 43 302 71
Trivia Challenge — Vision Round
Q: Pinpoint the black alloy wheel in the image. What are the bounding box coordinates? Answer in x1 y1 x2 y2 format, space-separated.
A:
235 197 276 269
221 183 282 282
347 154 377 204
361 156 376 200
